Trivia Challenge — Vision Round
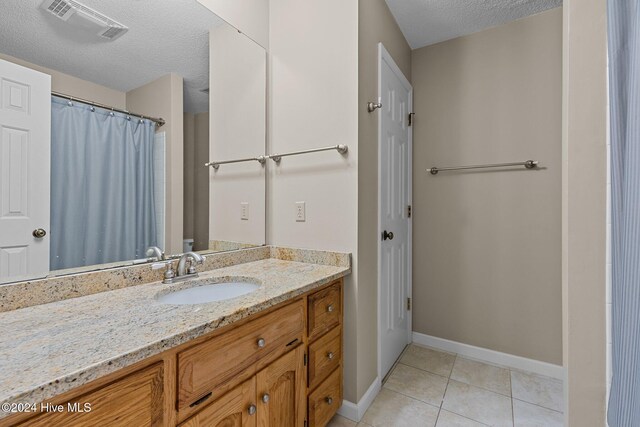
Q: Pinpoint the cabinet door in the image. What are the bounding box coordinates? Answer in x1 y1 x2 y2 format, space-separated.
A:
20 363 164 427
180 379 257 427
255 346 306 427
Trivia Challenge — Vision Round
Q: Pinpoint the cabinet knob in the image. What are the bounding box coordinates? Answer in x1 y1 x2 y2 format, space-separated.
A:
327 352 334 360
327 304 334 313
325 396 333 405
262 393 270 403
32 228 47 238
248 404 257 415
257 338 266 348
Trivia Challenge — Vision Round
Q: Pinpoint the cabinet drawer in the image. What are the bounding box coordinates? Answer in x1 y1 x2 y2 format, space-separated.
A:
178 300 305 411
308 282 341 341
307 367 341 427
308 326 341 390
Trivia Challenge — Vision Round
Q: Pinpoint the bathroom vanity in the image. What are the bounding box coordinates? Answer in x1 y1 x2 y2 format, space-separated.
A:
0 248 349 427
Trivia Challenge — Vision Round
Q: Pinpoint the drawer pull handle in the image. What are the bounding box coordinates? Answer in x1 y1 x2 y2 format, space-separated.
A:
325 396 334 405
257 338 266 348
262 393 270 403
327 304 334 313
327 352 335 360
189 392 212 408
248 404 257 415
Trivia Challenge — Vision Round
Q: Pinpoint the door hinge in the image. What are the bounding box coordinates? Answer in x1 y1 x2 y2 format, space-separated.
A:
408 112 415 126
407 297 411 311
407 205 412 218
304 353 307 366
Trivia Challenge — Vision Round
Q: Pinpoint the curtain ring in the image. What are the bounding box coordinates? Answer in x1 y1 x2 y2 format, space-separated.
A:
90 106 95 112
109 108 115 117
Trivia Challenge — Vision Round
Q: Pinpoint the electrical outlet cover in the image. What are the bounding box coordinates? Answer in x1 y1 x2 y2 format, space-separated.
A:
295 201 306 222
240 202 249 220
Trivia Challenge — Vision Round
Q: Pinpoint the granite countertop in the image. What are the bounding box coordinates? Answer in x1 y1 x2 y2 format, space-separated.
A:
0 257 350 417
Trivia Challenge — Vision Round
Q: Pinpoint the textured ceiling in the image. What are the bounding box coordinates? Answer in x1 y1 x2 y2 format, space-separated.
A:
385 0 562 49
0 0 227 112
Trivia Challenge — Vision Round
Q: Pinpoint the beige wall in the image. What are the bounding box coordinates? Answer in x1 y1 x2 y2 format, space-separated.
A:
184 113 196 241
562 0 608 424
193 113 210 251
358 0 411 400
127 74 184 255
0 53 126 108
184 112 210 251
411 8 563 364
196 0 269 48
209 24 266 247
269 0 359 402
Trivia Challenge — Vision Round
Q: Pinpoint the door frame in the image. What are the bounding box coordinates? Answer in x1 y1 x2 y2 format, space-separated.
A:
376 42 413 380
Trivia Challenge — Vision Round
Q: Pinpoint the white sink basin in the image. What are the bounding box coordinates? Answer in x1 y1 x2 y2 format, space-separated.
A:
156 282 260 305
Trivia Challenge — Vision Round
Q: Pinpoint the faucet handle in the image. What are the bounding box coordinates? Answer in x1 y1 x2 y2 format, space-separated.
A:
162 262 176 283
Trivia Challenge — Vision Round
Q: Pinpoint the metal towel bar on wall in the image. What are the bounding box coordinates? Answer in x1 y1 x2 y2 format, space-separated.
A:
205 156 267 170
205 145 349 169
428 160 539 175
268 145 348 163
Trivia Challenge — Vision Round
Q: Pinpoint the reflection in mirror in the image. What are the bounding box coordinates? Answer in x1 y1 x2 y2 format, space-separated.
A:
0 0 266 284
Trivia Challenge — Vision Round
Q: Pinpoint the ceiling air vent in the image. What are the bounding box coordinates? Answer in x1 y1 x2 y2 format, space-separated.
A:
40 0 129 41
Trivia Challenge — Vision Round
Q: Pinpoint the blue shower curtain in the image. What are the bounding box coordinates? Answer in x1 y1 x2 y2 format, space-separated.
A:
607 1 640 425
50 96 157 270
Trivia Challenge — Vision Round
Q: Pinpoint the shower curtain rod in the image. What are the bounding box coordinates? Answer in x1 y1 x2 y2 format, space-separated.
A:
51 91 166 127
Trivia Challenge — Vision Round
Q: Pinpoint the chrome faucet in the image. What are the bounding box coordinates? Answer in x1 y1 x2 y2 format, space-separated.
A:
146 246 165 261
157 251 205 284
177 252 205 277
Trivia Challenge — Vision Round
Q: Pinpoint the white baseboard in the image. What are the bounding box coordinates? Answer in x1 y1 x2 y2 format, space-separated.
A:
337 376 381 422
412 332 564 380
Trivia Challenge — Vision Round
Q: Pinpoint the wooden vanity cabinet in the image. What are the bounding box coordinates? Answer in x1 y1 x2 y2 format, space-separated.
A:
16 363 165 427
179 378 256 427
305 281 343 427
180 346 306 427
256 346 306 427
3 279 344 427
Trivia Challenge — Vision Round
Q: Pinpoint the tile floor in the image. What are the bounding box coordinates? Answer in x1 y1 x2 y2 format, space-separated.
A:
328 344 564 427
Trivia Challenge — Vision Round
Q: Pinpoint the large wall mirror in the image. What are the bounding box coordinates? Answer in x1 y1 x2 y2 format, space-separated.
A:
0 0 266 284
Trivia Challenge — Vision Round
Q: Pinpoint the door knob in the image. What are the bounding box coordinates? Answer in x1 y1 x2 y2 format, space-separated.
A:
257 338 266 348
325 396 334 405
262 393 270 403
382 230 394 241
248 404 257 415
32 228 47 238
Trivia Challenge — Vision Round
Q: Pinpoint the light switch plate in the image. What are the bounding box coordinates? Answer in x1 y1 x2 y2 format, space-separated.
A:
295 201 306 222
240 202 249 220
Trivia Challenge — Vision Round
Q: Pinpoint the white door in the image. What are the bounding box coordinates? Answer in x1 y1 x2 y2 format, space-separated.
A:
0 59 51 284
378 43 412 379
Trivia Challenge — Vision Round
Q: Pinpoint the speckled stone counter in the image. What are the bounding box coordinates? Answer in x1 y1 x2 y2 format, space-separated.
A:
0 250 350 419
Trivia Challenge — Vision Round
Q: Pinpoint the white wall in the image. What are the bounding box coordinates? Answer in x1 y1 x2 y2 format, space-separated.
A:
268 0 359 402
209 24 266 247
197 0 269 48
562 0 608 424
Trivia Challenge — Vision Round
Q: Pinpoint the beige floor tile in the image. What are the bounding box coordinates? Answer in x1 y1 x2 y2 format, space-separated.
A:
513 399 563 427
399 344 456 377
327 414 358 427
442 381 513 427
450 357 511 396
384 363 449 406
510 371 563 412
436 410 488 426
361 388 440 427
